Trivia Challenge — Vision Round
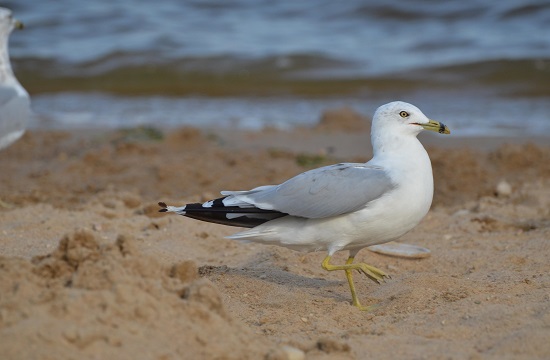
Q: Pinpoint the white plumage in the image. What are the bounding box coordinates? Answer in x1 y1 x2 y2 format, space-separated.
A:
0 7 29 151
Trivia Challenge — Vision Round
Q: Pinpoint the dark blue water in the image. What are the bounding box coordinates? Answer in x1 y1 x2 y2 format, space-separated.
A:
4 0 550 135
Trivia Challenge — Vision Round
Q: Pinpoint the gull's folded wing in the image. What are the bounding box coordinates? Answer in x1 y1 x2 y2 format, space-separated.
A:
222 163 396 219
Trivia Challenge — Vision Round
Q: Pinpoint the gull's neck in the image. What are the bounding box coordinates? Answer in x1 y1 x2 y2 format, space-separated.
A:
369 128 434 211
371 129 426 160
0 31 28 97
369 128 433 184
0 31 15 82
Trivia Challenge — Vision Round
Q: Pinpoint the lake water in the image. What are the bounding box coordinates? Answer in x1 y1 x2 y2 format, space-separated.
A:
5 0 550 135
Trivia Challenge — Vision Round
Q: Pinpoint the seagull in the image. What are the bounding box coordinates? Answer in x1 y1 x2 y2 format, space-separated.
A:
159 101 450 310
0 7 29 151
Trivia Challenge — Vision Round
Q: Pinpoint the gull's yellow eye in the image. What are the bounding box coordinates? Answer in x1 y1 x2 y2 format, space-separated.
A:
399 111 409 118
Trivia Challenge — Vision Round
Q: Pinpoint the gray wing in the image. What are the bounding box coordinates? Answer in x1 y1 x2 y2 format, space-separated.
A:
222 163 396 219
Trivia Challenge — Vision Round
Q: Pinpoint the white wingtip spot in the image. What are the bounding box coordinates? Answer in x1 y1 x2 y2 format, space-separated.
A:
202 200 214 208
166 205 187 214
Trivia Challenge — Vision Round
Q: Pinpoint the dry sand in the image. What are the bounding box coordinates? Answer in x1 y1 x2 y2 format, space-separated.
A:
1 115 550 359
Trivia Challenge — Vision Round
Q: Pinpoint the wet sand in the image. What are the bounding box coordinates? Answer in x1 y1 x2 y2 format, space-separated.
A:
1 118 549 359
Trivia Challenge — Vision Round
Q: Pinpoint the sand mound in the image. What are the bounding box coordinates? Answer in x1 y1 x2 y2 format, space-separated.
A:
0 229 281 359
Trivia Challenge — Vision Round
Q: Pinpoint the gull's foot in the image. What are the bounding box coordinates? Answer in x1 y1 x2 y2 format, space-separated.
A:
356 263 390 284
352 299 380 312
322 255 389 311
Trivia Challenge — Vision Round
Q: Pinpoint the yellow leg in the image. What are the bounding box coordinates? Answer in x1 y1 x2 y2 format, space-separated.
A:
322 254 389 311
343 257 363 309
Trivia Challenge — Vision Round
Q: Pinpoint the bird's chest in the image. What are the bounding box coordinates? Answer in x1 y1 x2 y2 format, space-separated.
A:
346 171 434 244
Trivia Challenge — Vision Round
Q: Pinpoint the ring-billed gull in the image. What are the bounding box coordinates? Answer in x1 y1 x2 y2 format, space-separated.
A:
159 101 450 310
0 7 29 151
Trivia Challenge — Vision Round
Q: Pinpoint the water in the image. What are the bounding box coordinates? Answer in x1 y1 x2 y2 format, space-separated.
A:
4 0 550 135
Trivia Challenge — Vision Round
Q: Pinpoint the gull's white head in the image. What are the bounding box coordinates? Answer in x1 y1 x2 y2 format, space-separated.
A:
372 101 450 137
0 8 23 36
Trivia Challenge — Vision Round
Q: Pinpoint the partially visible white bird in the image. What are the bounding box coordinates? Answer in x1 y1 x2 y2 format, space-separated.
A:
0 7 29 151
160 101 450 310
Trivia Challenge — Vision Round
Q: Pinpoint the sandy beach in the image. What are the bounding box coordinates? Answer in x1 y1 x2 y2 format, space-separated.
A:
1 114 549 359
